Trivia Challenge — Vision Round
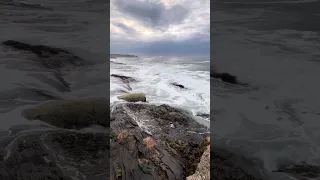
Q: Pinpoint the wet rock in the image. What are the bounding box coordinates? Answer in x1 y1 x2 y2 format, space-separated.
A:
273 162 320 179
196 113 210 119
117 92 146 102
2 40 84 70
211 147 262 180
171 82 187 89
0 134 72 180
110 103 209 180
0 130 109 180
186 143 210 180
27 70 71 92
21 98 109 129
111 74 137 84
211 72 238 84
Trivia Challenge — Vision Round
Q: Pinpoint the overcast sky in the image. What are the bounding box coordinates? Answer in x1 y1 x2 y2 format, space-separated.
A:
110 0 210 56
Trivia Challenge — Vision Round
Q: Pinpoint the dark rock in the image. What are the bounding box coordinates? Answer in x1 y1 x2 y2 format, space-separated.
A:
0 130 109 180
110 103 209 180
2 40 84 70
273 162 320 179
1 135 73 180
211 72 238 84
27 70 70 92
187 138 210 180
211 147 263 180
171 82 187 89
111 74 137 84
196 113 210 118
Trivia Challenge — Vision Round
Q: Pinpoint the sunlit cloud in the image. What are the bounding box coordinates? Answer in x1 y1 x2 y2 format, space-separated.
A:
110 0 210 56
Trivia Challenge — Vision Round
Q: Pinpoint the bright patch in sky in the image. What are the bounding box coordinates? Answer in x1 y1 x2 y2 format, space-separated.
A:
110 0 210 55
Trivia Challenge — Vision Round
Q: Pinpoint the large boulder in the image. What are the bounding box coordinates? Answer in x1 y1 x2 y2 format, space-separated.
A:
110 102 209 180
21 98 109 129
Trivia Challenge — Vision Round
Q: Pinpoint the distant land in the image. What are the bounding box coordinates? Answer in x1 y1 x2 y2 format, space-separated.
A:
110 54 138 58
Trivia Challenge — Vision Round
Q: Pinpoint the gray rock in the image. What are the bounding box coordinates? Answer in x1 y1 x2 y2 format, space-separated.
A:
110 103 210 180
0 129 109 180
2 40 84 70
186 144 210 180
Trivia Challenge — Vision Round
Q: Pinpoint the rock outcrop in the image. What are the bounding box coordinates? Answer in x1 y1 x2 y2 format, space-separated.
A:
211 147 263 180
110 102 209 180
273 162 320 179
2 40 84 74
0 127 109 180
16 98 210 180
186 143 210 180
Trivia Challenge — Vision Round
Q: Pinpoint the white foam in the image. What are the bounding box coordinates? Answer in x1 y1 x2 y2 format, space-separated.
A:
110 56 210 127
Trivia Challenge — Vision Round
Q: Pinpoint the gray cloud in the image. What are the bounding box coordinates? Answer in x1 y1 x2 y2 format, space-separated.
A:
113 0 189 27
110 0 210 56
112 22 137 35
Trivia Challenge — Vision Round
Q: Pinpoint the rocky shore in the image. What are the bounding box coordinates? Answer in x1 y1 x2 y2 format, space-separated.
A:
2 40 313 180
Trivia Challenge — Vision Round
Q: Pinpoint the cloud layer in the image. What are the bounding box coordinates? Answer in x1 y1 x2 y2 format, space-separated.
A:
110 0 210 56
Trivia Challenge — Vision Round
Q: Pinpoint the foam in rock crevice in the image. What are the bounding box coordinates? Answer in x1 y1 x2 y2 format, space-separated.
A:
122 104 153 135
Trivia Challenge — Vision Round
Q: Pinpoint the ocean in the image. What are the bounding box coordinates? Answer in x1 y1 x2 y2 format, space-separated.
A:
110 56 210 129
211 0 320 179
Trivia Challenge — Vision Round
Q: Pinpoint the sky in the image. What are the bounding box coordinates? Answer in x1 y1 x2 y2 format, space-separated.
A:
110 0 210 56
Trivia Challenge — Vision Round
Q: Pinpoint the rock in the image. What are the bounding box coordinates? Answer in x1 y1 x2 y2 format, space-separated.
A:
2 40 84 70
171 82 187 89
117 92 146 102
211 71 248 86
196 113 210 119
0 128 109 180
211 72 238 84
211 147 263 180
21 98 109 129
110 103 209 180
186 145 210 180
111 74 137 84
27 70 70 92
273 162 320 179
